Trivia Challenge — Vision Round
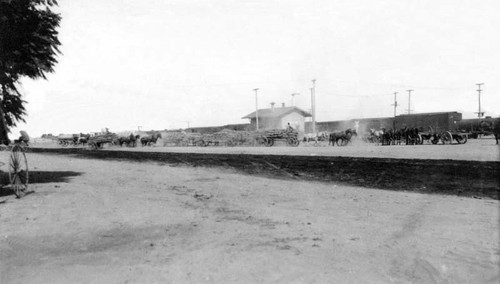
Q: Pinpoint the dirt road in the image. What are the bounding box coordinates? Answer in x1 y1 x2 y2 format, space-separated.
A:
1 152 499 283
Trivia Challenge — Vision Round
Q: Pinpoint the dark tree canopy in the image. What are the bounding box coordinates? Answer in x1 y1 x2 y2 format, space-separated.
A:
0 0 61 141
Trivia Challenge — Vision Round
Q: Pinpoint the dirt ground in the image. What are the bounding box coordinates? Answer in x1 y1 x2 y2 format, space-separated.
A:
0 150 499 283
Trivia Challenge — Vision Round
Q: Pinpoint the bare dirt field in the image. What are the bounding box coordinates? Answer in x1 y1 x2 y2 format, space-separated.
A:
1 140 499 283
30 138 500 199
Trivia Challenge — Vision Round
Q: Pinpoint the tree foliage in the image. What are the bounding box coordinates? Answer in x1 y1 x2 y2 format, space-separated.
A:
0 0 61 133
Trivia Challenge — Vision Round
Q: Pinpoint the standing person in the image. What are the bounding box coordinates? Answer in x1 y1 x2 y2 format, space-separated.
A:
493 118 500 145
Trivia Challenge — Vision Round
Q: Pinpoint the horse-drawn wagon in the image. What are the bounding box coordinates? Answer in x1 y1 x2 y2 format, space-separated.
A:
420 127 467 145
259 129 300 147
57 134 77 146
88 133 118 149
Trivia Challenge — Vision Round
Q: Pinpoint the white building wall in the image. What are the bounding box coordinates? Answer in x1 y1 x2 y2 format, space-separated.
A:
280 112 306 132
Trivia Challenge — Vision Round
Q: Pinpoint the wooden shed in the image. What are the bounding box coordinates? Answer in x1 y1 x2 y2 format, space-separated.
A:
242 104 311 132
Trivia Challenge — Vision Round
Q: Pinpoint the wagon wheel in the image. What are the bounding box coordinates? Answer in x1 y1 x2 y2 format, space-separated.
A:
9 145 29 198
430 135 439 144
264 137 274 147
441 131 453 144
89 141 98 150
417 134 423 144
287 137 300 147
456 134 467 144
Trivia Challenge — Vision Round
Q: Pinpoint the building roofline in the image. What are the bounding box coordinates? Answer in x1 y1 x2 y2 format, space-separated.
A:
242 106 312 119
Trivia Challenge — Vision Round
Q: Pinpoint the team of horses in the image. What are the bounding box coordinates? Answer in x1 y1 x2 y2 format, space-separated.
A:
115 133 162 147
63 133 91 146
303 131 329 143
139 133 162 146
329 129 357 146
302 129 357 146
118 134 141 147
367 127 422 145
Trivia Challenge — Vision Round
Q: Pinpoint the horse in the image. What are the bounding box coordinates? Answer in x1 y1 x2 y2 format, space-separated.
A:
402 127 420 145
76 133 91 146
329 131 344 146
304 131 329 143
368 128 385 145
329 129 355 146
339 128 356 146
140 133 162 146
119 134 140 147
381 129 397 145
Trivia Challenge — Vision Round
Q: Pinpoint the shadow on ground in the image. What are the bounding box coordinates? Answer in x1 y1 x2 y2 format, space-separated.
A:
0 171 82 197
30 148 500 200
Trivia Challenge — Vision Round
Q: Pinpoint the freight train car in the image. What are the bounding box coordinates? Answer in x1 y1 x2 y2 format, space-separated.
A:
394 112 462 132
456 116 498 138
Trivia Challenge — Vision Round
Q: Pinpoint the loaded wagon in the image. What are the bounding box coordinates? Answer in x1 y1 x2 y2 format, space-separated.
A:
438 131 468 144
57 134 77 146
420 127 467 145
88 133 118 149
259 129 300 147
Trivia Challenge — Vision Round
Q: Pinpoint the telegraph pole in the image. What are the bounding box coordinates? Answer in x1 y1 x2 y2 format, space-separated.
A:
391 92 398 130
406 89 413 115
391 92 398 117
291 93 300 106
253 88 259 131
311 79 316 133
475 83 484 118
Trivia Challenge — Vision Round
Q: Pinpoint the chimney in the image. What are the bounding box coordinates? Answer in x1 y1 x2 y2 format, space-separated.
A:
270 102 275 111
282 102 285 108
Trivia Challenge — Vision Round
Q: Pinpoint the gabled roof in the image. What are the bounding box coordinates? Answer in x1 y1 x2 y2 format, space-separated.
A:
242 106 312 119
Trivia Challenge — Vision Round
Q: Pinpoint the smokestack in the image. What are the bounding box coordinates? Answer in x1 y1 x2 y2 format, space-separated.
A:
270 102 275 111
282 103 285 108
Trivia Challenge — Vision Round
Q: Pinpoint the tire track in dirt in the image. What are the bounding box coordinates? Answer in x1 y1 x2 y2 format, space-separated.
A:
382 198 445 284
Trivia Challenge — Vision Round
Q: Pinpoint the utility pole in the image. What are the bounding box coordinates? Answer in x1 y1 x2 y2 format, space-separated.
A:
291 93 300 106
185 121 191 128
475 83 484 118
311 79 316 133
391 92 398 117
253 88 259 131
406 89 413 115
391 92 398 130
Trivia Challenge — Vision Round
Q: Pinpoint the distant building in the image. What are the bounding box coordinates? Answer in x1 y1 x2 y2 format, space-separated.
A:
309 117 393 133
242 104 312 132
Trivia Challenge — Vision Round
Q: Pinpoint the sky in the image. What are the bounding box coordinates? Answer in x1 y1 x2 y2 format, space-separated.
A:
12 0 500 136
